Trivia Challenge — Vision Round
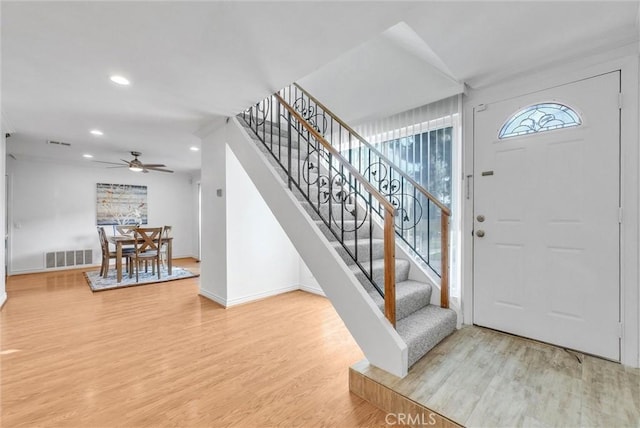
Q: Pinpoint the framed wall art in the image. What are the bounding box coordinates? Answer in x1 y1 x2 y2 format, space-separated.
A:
96 183 148 225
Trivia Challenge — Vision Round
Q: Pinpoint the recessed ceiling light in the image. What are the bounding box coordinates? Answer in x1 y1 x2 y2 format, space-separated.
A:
110 75 130 86
190 146 200 151
90 129 103 136
83 154 93 158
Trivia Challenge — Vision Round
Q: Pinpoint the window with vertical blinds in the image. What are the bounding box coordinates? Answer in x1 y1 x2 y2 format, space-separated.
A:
351 95 460 297
353 96 458 207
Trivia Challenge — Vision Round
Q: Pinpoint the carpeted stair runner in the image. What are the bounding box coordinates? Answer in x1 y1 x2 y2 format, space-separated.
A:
240 117 456 367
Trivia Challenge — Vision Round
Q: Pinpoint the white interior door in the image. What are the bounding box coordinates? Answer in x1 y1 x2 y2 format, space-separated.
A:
473 72 620 360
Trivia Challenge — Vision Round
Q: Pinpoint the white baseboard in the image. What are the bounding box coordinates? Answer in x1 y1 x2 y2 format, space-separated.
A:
172 254 198 260
200 284 328 307
9 263 103 276
0 292 6 310
9 256 199 276
198 288 227 307
299 284 326 297
225 285 299 307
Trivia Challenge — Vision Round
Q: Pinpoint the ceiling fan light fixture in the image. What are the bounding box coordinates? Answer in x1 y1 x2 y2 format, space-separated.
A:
129 166 144 172
110 75 130 86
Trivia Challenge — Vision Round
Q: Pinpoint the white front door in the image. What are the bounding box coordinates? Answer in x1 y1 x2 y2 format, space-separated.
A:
473 72 620 360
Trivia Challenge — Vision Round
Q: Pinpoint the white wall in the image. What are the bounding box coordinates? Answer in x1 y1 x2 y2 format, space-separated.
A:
190 170 202 260
7 158 196 274
198 124 321 306
199 125 229 304
226 146 301 305
1 2 7 305
0 132 6 307
299 259 323 296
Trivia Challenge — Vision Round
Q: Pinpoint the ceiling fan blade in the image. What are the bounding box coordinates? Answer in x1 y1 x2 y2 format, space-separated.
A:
140 164 166 168
107 166 128 169
93 160 125 165
120 159 133 164
145 167 174 173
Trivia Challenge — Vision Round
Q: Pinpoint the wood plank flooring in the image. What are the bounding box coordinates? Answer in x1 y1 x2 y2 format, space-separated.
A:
352 325 640 428
0 259 387 427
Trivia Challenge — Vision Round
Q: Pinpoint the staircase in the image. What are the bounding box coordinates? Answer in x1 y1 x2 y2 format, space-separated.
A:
236 85 456 371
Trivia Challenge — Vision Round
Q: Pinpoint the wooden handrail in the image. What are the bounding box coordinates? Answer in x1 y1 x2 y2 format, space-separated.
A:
272 93 397 325
291 83 450 310
293 83 450 217
274 93 397 216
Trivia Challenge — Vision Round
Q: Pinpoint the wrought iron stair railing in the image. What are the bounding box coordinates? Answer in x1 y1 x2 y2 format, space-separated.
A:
241 93 399 325
280 83 451 309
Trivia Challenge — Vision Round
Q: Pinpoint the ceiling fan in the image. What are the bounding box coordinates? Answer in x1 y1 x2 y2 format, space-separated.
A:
95 151 174 173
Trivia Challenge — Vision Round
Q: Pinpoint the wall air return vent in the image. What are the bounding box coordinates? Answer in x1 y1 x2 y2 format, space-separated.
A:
45 249 93 269
46 140 71 147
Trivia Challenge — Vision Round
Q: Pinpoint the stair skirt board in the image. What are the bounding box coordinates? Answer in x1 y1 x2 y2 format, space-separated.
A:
234 116 456 374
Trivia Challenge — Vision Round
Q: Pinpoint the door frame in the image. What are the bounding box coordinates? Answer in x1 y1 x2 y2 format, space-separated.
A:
461 53 640 368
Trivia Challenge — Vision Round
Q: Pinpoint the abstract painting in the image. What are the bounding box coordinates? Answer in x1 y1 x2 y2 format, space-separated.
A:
96 183 148 225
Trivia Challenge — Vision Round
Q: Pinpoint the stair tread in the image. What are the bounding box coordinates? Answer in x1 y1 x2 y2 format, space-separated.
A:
396 305 457 367
315 219 370 227
367 280 433 321
333 238 384 247
349 257 409 273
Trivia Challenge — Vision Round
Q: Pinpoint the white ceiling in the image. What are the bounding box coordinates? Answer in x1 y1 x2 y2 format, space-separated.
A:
297 22 466 125
2 1 638 174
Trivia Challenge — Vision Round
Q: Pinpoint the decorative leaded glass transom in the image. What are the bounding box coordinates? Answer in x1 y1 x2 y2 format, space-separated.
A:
498 102 582 139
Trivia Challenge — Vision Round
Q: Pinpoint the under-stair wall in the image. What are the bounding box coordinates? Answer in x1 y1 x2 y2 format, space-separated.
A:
202 118 409 377
198 125 321 306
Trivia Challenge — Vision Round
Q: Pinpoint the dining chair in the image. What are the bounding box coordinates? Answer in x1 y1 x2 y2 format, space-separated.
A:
131 227 163 282
115 225 137 236
160 225 172 268
115 225 137 252
97 226 134 278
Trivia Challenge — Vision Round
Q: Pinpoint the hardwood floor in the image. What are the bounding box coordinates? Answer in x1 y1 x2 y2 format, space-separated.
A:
0 259 387 427
352 325 640 428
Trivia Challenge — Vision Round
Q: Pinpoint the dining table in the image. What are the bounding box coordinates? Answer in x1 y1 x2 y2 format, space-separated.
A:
108 234 173 283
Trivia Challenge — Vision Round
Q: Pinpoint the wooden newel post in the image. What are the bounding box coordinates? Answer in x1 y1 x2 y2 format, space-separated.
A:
384 209 396 327
440 212 450 309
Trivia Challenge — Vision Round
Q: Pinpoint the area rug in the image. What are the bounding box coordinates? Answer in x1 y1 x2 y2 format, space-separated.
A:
84 267 199 292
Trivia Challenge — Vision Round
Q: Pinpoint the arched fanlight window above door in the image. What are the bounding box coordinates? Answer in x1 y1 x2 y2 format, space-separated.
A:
498 102 582 139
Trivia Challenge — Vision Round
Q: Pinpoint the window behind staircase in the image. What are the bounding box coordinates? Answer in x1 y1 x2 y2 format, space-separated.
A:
374 126 452 208
350 95 460 297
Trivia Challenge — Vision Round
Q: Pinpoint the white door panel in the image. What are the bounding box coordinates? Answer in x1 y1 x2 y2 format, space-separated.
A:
473 72 620 360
